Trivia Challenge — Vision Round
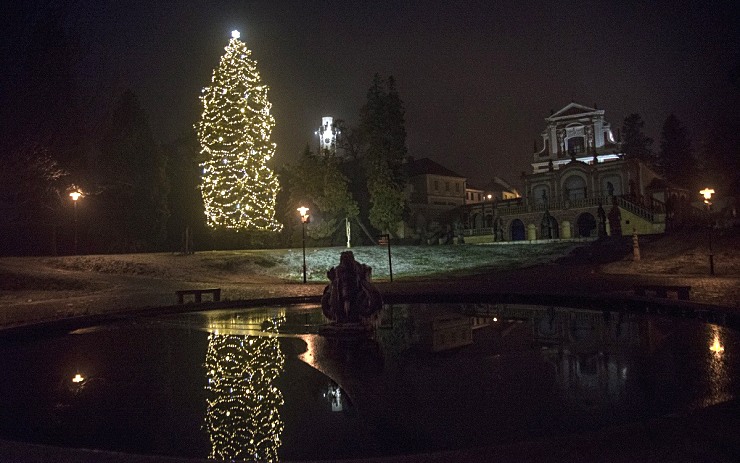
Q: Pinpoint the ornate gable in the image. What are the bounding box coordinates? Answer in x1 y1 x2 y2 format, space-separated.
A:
547 102 600 121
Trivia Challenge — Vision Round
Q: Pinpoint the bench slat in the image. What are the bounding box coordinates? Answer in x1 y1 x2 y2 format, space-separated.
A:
633 285 690 301
176 288 221 304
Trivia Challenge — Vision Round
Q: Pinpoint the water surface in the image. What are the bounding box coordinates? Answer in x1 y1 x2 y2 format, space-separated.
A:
0 303 737 461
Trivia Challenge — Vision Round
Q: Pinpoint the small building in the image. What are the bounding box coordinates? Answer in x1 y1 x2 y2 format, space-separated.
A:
405 157 467 242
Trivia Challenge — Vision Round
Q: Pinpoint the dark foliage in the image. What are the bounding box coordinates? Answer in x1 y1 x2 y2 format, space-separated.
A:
90 90 169 253
657 114 696 188
621 113 654 165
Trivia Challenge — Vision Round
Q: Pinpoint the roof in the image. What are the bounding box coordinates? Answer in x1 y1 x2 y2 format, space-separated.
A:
547 102 604 121
480 177 520 196
407 157 465 178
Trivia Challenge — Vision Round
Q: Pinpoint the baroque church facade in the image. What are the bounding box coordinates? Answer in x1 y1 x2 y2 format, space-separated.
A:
460 103 675 242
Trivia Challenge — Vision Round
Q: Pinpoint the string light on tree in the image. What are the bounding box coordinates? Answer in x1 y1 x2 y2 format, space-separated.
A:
204 317 286 462
198 29 282 231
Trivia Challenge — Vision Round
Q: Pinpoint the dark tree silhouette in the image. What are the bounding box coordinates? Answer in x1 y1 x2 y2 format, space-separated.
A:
163 131 207 252
93 90 169 252
360 75 409 234
657 114 696 188
621 113 654 165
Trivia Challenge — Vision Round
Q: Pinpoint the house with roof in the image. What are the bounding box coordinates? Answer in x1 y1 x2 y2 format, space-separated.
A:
404 157 467 241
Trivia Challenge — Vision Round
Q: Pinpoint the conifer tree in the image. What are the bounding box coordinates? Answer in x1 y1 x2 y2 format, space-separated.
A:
657 114 695 187
621 113 654 165
282 145 358 242
96 90 169 252
360 75 409 234
198 31 281 231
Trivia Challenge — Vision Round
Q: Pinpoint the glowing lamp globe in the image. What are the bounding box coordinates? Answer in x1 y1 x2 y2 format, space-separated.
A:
69 191 82 201
231 30 240 39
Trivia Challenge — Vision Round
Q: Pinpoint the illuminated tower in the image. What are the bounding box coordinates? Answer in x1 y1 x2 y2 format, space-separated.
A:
315 116 339 154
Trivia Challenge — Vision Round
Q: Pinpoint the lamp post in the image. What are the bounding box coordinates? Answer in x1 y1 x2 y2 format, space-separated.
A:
69 190 82 255
486 193 493 238
700 188 715 275
297 206 310 283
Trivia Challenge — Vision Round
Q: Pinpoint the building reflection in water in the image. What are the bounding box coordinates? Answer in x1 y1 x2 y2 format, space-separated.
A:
460 304 652 411
204 315 286 462
324 381 345 412
534 309 642 408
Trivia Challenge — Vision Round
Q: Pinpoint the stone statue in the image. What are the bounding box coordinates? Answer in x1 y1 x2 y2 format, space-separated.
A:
321 251 383 325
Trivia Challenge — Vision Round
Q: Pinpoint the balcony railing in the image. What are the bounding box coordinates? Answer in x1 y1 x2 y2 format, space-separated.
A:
461 195 664 233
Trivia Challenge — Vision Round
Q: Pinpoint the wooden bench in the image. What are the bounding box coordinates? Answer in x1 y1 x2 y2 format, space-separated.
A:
634 285 691 301
176 288 221 304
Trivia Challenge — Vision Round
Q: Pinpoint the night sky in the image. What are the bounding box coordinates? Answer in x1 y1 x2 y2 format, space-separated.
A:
2 1 738 188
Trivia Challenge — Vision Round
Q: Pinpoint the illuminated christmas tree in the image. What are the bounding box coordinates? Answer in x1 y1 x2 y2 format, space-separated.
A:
198 30 282 231
204 318 285 462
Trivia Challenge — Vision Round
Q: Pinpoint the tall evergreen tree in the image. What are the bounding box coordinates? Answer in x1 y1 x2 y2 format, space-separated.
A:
359 74 409 234
657 114 696 187
281 145 358 243
198 31 281 232
163 131 208 251
94 90 169 252
697 122 740 197
621 113 654 165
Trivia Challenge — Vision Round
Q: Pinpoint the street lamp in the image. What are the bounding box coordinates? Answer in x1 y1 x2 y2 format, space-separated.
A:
699 188 715 275
297 206 310 283
486 193 493 237
69 190 83 255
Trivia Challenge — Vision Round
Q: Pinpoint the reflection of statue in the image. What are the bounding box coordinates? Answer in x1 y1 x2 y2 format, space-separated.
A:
321 251 383 325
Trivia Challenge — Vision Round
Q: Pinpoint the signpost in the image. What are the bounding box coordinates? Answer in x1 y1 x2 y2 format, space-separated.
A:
377 233 393 282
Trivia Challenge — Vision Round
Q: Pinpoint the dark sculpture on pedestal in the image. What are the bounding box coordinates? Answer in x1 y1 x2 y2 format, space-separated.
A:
321 251 383 329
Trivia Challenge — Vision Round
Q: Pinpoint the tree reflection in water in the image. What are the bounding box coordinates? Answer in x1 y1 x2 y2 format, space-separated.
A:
204 317 285 462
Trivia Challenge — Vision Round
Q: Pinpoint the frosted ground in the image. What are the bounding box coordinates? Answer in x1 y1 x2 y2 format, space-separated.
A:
277 241 579 281
20 241 577 284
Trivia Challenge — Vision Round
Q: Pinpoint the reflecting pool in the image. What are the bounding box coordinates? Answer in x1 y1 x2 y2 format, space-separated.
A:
0 303 737 462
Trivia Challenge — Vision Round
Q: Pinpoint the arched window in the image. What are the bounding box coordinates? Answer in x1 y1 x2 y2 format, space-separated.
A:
564 175 587 200
541 213 559 239
511 219 525 241
576 213 597 237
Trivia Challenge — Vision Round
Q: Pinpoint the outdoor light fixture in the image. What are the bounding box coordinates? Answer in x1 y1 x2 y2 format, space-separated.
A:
72 373 85 383
699 188 715 275
297 207 310 283
69 190 83 255
231 30 240 39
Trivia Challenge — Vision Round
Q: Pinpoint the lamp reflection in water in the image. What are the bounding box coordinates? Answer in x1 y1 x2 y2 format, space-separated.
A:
704 324 730 408
204 316 286 462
